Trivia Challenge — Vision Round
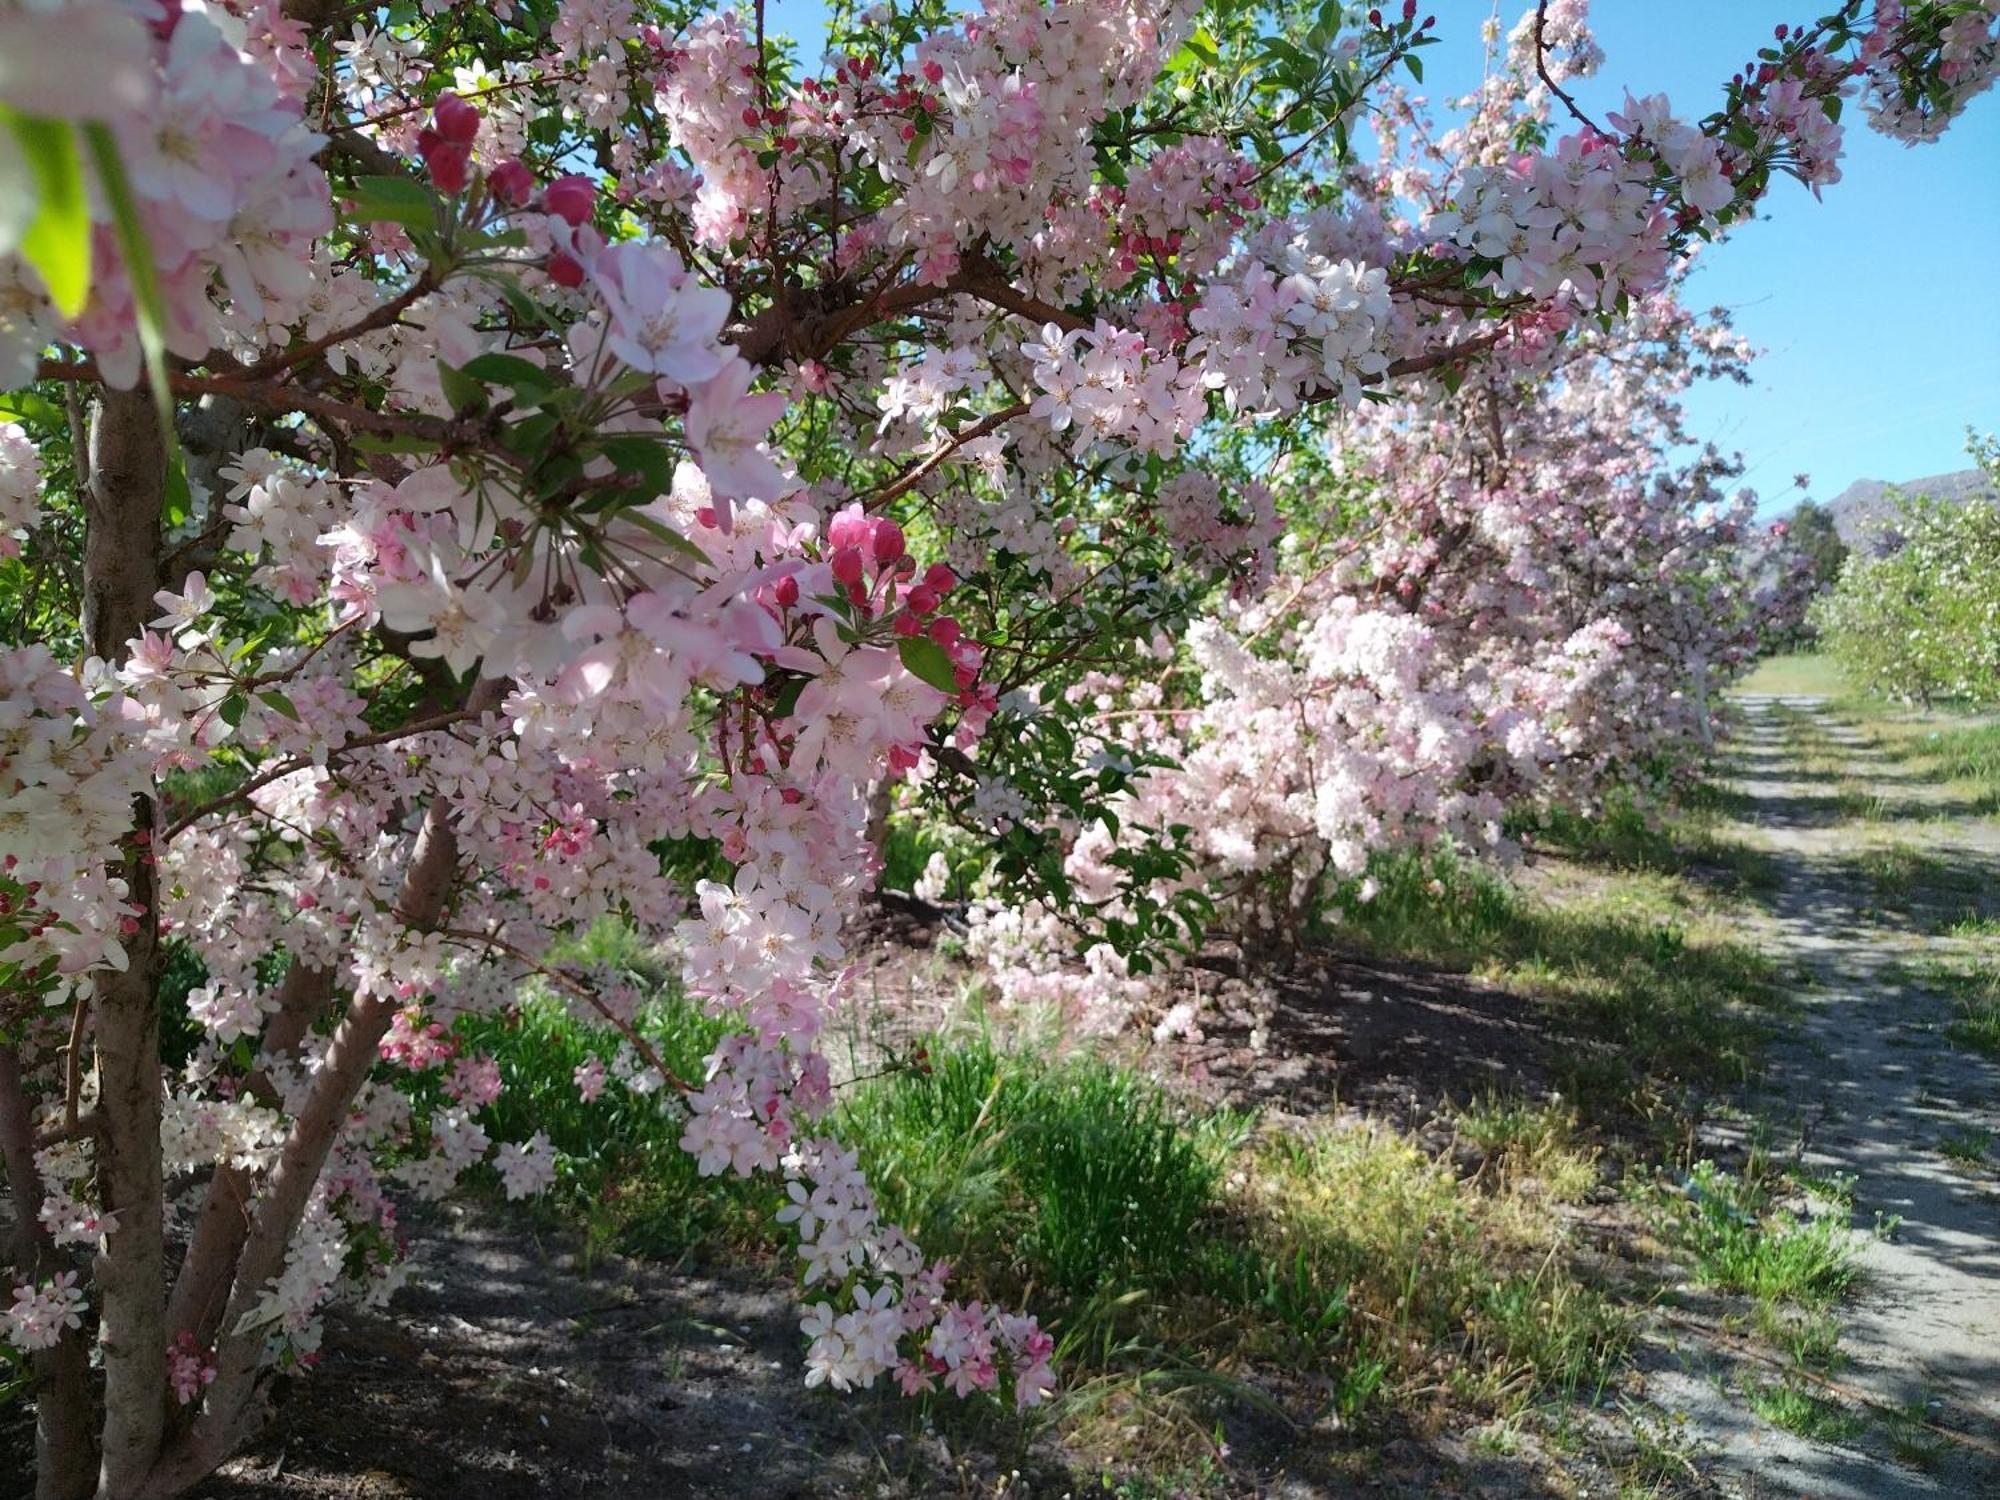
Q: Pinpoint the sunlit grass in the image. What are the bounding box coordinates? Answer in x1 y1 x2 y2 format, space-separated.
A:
1735 653 1853 697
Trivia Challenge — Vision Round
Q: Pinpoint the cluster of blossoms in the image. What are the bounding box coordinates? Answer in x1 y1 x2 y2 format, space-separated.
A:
0 1 1984 1494
0 420 39 554
3 1272 87 1352
0 646 152 984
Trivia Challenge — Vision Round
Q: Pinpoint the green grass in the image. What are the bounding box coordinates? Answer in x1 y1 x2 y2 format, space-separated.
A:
1735 653 1852 697
1652 1161 1859 1311
1513 791 1776 892
464 971 1632 1477
1910 951 2000 1057
1333 849 1780 1131
1850 841 1980 908
1938 1125 1993 1169
1744 1380 1866 1443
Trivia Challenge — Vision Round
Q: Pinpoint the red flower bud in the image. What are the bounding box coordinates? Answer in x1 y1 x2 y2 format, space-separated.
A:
922 562 957 594
830 547 866 586
927 617 961 647
893 611 922 637
547 250 586 288
420 134 472 195
871 519 906 565
906 585 939 615
487 158 535 207
432 91 481 145
774 574 800 608
543 173 596 227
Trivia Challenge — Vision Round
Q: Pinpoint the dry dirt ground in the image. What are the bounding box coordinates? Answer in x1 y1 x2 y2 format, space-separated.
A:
1641 696 2000 1500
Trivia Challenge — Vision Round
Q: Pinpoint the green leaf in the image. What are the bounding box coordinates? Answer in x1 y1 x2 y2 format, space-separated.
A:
218 693 247 729
617 507 709 564
769 674 806 720
599 434 678 494
163 451 191 529
459 351 557 397
1 110 91 318
1403 53 1423 83
81 123 171 433
348 174 436 233
899 635 960 694
436 359 488 415
258 690 300 722
0 392 64 427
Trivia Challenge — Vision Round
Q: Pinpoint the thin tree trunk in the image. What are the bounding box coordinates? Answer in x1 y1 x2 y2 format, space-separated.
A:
141 679 504 1497
0 1044 99 1500
81 387 170 1500
161 962 334 1347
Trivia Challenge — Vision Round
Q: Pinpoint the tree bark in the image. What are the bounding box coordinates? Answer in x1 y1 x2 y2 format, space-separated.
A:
81 387 169 1500
0 1044 99 1500
161 962 335 1348
141 678 505 1497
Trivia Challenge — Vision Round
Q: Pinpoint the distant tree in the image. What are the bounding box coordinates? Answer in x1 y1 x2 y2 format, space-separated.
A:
1790 501 1850 592
1763 499 1849 649
1812 437 2000 704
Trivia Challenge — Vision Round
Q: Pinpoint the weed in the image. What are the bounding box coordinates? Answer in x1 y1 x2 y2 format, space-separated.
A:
1338 850 1778 1129
1744 1379 1866 1443
1915 951 2000 1056
1937 1125 1992 1168
1453 1092 1600 1203
1652 1162 1858 1310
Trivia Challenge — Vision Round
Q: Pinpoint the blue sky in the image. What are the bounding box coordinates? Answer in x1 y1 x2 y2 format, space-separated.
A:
763 1 1999 511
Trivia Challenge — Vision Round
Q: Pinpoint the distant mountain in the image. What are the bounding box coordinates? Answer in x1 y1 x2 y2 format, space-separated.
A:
1820 467 1996 546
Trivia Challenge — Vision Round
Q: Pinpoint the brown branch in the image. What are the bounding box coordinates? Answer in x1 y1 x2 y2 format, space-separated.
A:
84 385 172 1495
163 704 486 843
36 359 482 446
229 271 437 383
1533 1 1607 138
161 681 509 1493
860 403 1029 511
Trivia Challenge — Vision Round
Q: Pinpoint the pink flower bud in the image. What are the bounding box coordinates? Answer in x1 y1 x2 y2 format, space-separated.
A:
828 505 872 551
830 547 866 586
487 158 535 207
544 173 596 227
871 519 906 565
923 563 957 594
432 91 481 146
774 574 800 608
547 250 585 288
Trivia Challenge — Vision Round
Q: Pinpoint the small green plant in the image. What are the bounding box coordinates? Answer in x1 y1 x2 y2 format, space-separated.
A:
1654 1162 1858 1309
1453 1092 1600 1202
1937 1126 1992 1169
1745 1379 1866 1443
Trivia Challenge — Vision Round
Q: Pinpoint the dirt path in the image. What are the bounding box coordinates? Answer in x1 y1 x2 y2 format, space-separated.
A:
1650 694 2000 1499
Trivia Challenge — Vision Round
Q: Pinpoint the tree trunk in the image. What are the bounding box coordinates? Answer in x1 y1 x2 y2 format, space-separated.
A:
141 678 504 1498
0 1045 99 1500
161 964 335 1349
81 388 169 1500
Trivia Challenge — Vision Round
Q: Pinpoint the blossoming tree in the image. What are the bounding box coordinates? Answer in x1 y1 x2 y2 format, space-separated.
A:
0 0 1992 1495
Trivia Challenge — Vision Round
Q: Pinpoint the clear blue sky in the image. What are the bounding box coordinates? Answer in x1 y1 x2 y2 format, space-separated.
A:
764 1 2000 511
